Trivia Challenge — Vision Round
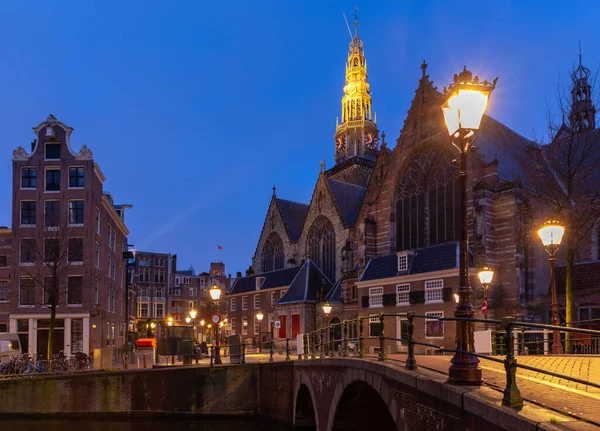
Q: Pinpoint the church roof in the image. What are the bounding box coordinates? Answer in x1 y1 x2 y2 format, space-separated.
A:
327 179 367 227
360 242 459 282
554 261 600 295
276 198 309 242
229 266 301 295
324 279 343 303
277 259 333 304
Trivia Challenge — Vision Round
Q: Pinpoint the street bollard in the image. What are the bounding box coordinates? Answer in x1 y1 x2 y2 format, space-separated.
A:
501 318 523 408
285 338 290 361
210 346 214 368
359 317 364 358
269 339 274 363
343 321 349 357
378 313 387 361
405 312 417 370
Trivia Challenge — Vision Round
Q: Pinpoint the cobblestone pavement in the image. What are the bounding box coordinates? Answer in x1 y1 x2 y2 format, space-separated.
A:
378 353 600 425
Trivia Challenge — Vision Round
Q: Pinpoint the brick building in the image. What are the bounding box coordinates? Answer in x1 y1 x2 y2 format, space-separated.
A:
2 115 132 357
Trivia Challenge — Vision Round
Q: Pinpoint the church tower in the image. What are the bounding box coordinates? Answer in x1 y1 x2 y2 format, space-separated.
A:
333 11 379 167
570 44 596 133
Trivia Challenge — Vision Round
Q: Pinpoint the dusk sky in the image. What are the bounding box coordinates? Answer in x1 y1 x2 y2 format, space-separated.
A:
0 1 598 275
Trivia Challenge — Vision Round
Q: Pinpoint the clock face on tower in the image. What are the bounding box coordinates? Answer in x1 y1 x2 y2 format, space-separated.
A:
336 135 347 153
364 132 378 150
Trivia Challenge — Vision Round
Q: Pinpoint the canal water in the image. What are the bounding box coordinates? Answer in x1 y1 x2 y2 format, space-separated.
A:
0 419 294 431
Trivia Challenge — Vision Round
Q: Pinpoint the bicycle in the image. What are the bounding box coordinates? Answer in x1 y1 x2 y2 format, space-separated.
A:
24 354 47 374
72 352 90 372
51 350 69 372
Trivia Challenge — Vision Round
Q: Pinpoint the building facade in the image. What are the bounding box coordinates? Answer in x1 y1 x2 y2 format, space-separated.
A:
3 115 132 357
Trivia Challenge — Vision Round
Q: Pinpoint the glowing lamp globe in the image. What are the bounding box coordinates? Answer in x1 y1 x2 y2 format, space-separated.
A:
478 267 494 285
200 320 205 327
185 316 191 324
256 311 264 322
209 285 222 301
322 302 332 315
454 293 460 304
442 67 497 135
190 309 197 319
538 220 565 247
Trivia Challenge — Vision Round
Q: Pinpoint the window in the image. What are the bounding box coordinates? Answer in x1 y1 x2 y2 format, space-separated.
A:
68 200 84 225
425 280 444 304
21 168 37 188
0 281 8 301
579 307 600 322
45 201 60 227
45 143 61 159
369 315 381 337
154 269 165 282
111 258 116 279
20 201 36 226
96 208 100 234
369 287 383 308
230 318 236 335
139 268 150 282
255 277 264 290
254 294 260 309
242 317 248 335
108 225 112 249
271 291 277 306
155 286 164 298
95 242 100 268
155 258 165 267
396 284 410 306
45 168 60 191
19 277 35 306
189 287 197 297
67 276 83 305
261 232 285 272
69 167 84 188
307 216 336 282
254 316 261 335
139 257 150 266
71 319 84 354
20 238 36 264
139 286 149 298
230 297 236 312
44 238 59 262
138 302 149 318
111 228 116 250
425 312 444 338
68 238 83 263
0 256 6 267
154 303 164 318
397 252 408 271
242 296 248 310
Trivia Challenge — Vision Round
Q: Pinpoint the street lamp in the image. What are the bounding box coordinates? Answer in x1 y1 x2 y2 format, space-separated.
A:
185 316 191 324
209 284 223 364
200 319 205 343
256 312 264 353
209 284 222 301
322 302 332 316
190 309 197 319
442 66 497 386
477 267 494 329
538 220 566 354
167 317 173 327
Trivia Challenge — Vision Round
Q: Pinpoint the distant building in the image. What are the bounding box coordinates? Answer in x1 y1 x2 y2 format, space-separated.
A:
2 115 132 357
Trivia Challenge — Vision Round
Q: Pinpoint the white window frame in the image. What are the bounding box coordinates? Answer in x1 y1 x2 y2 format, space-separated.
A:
368 315 381 337
242 317 248 335
18 276 35 307
189 287 197 297
96 208 101 235
425 279 444 304
95 242 100 268
44 166 61 193
19 237 36 266
139 257 150 267
138 302 149 318
230 318 236 336
254 294 260 310
230 297 236 312
66 275 83 306
425 311 444 338
396 283 410 306
369 287 384 308
20 200 37 227
242 296 248 311
68 199 84 226
20 166 37 190
397 251 408 272
68 165 85 189
154 303 164 319
68 237 84 265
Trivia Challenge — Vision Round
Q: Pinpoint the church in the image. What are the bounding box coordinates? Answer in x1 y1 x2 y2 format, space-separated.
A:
226 16 599 352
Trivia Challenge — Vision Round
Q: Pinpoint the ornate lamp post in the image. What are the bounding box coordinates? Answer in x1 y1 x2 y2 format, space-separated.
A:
256 311 264 353
538 220 566 354
442 66 497 385
209 284 223 364
200 319 205 343
190 309 197 340
477 267 494 330
322 302 332 317
167 317 173 327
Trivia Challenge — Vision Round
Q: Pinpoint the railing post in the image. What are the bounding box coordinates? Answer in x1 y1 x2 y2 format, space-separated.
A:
329 324 335 357
343 321 349 357
543 329 549 356
242 343 246 364
320 328 325 359
310 332 316 360
210 345 214 368
303 334 309 360
378 313 386 361
359 317 364 358
501 318 523 408
269 339 274 363
285 338 290 361
405 312 417 370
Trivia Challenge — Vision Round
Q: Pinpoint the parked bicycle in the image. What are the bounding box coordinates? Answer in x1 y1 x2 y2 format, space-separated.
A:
51 350 69 372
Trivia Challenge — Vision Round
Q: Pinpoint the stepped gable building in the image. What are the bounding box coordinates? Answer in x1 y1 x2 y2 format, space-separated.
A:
4 115 132 357
241 16 600 351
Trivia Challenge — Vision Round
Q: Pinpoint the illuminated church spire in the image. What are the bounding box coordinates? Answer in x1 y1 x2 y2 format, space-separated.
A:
570 42 596 132
334 8 379 165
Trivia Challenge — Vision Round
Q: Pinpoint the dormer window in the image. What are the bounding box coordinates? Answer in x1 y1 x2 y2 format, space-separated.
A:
45 143 61 160
397 251 408 272
255 277 265 291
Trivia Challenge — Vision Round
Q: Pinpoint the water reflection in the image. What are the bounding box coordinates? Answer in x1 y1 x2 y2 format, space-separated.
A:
1 420 292 431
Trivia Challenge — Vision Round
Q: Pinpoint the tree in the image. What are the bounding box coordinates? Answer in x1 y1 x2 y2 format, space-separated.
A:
18 221 85 361
525 63 599 352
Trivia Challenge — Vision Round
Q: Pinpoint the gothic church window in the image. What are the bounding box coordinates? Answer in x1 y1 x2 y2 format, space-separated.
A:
261 233 284 273
307 216 336 282
395 146 460 251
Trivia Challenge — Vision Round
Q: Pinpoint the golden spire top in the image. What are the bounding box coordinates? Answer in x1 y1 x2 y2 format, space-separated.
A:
353 6 359 38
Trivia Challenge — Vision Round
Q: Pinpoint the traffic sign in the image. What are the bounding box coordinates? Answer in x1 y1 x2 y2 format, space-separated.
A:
211 312 221 324
481 300 488 314
275 321 281 329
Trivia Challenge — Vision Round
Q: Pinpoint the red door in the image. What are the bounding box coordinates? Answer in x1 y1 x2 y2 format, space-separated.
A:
291 314 301 339
278 315 287 339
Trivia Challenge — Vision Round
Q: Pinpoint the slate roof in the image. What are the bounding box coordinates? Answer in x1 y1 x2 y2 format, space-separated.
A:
554 261 600 295
176 270 195 276
360 242 459 282
277 259 333 304
327 179 367 227
324 279 343 303
229 266 301 295
276 198 309 242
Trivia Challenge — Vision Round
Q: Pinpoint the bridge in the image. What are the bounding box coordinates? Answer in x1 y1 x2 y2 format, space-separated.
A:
0 355 594 430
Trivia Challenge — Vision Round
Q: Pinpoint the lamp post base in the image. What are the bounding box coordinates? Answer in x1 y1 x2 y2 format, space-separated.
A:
215 346 222 365
448 357 482 385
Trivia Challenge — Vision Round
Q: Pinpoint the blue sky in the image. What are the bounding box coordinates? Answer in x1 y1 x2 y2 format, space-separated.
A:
0 1 598 275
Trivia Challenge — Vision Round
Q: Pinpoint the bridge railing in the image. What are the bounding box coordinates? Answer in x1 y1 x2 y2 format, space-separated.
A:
304 313 600 409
